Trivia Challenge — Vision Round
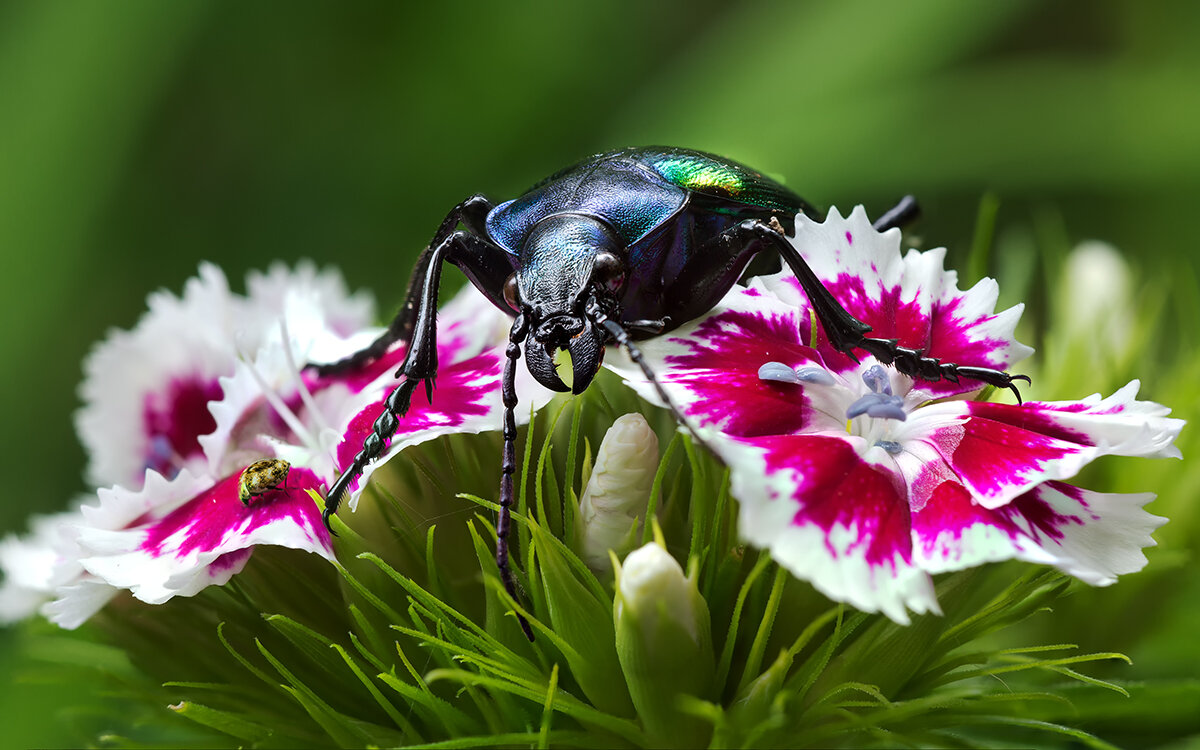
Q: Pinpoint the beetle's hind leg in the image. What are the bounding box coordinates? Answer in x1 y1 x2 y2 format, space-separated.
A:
310 195 496 377
735 219 1030 402
872 195 921 233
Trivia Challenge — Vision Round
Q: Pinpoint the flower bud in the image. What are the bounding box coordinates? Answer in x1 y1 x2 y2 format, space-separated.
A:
1046 240 1140 388
1059 240 1133 347
614 542 713 748
577 414 659 572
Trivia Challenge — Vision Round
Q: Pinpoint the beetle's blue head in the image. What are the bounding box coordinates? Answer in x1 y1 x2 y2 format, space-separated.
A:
512 214 626 394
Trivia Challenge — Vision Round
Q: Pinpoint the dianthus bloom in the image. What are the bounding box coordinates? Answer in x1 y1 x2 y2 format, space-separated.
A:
610 207 1184 622
2 263 549 627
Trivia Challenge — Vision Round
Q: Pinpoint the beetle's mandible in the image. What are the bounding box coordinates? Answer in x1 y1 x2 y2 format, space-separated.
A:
314 146 1027 639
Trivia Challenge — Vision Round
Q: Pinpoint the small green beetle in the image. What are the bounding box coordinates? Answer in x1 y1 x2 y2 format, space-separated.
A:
238 458 291 505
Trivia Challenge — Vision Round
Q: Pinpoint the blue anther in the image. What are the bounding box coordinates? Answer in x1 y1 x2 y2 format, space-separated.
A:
758 361 836 386
758 361 803 384
861 364 892 396
794 365 837 386
875 440 903 455
846 391 907 422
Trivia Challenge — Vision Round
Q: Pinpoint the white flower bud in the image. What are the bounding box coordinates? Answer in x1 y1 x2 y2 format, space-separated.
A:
616 542 704 645
614 541 713 747
577 414 658 572
1046 240 1140 393
1059 240 1133 346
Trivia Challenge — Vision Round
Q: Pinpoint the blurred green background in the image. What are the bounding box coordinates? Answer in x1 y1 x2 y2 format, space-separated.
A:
1 1 1198 746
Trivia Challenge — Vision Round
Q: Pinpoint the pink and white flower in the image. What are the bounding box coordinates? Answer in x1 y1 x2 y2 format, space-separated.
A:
74 262 375 490
3 262 548 628
0 509 92 626
610 207 1183 623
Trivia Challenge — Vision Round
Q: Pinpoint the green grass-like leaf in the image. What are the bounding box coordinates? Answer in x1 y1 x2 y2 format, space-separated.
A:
22 367 1186 748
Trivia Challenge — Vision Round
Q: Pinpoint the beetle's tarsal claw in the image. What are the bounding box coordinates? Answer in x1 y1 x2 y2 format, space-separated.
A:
322 508 339 537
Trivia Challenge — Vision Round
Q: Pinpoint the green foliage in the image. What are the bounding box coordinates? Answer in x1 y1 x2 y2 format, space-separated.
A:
13 375 1193 748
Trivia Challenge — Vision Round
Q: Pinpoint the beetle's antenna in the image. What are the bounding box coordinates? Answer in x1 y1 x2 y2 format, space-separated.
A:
585 298 713 454
500 314 535 641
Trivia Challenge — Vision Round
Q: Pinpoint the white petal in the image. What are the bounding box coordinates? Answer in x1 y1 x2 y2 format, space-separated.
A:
244 260 376 344
1009 484 1165 585
42 580 119 630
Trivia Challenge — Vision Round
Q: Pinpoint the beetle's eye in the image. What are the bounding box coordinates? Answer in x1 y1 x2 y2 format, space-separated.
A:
503 273 521 311
592 250 625 294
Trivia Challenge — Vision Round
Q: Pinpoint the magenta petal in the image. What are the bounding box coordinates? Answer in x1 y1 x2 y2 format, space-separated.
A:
76 465 333 606
140 467 330 559
141 375 223 478
911 479 1037 571
720 434 938 623
911 478 1164 582
763 435 912 567
625 295 826 437
932 407 1085 508
932 386 1183 508
335 348 504 495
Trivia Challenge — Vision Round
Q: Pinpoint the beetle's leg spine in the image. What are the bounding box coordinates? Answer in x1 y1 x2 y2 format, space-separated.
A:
319 230 461 531
498 315 535 641
320 223 519 531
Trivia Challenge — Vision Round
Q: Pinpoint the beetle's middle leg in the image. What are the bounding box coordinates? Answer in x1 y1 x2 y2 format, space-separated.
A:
729 219 1029 401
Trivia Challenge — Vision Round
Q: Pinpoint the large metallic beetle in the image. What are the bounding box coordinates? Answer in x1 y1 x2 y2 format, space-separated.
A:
316 146 1025 638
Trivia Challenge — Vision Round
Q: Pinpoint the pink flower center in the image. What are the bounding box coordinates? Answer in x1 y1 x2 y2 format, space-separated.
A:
142 375 222 476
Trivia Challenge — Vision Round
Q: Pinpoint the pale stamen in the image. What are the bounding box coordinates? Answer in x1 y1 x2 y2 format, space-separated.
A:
278 319 332 438
240 345 321 458
846 365 907 422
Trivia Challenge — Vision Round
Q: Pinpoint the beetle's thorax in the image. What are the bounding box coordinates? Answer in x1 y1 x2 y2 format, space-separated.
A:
517 213 625 395
517 214 618 312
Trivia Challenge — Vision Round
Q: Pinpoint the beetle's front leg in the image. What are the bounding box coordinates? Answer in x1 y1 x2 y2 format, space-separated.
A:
321 230 516 529
312 195 496 377
735 219 1030 401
